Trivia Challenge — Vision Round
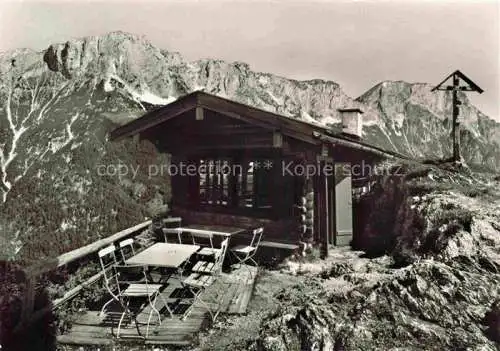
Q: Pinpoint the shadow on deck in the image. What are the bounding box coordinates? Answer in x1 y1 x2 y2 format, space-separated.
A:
57 265 257 347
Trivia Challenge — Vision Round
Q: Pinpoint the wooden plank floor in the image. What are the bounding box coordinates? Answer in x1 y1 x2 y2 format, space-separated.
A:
58 265 257 346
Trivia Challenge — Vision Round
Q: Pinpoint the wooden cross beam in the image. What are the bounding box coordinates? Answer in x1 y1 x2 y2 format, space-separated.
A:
432 70 483 164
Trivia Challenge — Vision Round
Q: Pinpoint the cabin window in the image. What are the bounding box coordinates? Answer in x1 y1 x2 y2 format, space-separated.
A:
199 159 231 206
238 161 272 209
198 158 272 210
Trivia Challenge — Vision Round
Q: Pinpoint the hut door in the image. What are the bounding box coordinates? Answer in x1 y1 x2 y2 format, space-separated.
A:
334 163 353 246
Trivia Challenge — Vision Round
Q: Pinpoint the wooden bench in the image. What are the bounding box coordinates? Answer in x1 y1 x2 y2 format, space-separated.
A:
259 241 300 250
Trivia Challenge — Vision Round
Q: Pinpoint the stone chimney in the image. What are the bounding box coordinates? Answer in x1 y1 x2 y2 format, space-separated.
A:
338 108 364 138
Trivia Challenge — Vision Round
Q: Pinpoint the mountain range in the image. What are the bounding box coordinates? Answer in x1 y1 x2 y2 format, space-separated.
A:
0 31 498 262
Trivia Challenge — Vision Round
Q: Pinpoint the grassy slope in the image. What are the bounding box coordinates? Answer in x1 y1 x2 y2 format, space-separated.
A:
0 73 170 264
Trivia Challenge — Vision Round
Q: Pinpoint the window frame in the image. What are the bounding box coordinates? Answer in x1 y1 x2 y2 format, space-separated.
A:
193 155 278 218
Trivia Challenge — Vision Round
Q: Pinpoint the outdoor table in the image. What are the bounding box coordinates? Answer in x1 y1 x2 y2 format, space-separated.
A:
125 243 200 268
183 224 246 237
161 225 246 244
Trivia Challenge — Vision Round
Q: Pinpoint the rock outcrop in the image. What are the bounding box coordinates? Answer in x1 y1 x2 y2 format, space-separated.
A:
254 168 500 350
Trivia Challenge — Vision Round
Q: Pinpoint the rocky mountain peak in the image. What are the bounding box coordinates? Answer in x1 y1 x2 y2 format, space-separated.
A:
41 32 160 78
356 79 500 169
359 79 483 129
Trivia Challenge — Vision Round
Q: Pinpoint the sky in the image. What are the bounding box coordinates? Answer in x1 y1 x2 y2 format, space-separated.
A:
0 0 499 119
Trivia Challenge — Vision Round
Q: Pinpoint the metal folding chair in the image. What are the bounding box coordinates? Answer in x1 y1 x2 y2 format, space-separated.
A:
161 217 182 243
187 230 214 248
177 229 219 260
190 231 220 260
162 228 183 243
112 264 171 338
98 244 171 338
230 227 263 278
118 238 135 261
98 244 120 318
182 238 229 321
118 238 150 281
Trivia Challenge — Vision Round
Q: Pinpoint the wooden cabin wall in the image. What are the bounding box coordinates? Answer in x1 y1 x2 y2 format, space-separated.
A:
172 207 298 243
302 179 314 245
138 109 387 249
333 145 381 180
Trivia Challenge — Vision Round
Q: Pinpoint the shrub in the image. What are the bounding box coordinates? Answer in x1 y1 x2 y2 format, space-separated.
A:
484 300 500 343
462 186 490 198
435 207 473 233
0 261 56 351
403 166 432 181
406 181 452 197
353 175 406 257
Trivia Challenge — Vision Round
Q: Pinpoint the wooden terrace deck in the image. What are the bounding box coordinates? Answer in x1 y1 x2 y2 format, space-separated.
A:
57 264 257 347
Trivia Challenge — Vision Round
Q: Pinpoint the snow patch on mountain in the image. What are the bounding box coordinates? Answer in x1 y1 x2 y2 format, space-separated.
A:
50 112 79 153
300 110 318 124
140 91 176 105
268 91 284 106
60 218 77 231
322 116 341 125
106 74 176 108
